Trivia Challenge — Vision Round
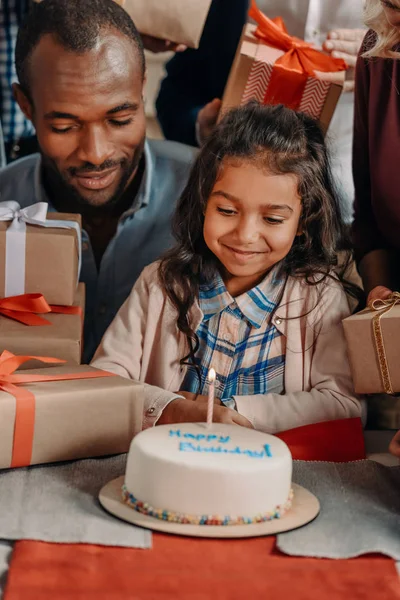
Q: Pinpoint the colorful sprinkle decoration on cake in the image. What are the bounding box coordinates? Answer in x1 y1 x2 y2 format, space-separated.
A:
121 485 294 526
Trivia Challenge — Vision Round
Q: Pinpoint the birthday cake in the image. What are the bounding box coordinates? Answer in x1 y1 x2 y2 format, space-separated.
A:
122 423 293 526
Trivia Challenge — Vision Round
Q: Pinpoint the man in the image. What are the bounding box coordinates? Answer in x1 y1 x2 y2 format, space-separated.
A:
156 0 365 224
0 0 196 360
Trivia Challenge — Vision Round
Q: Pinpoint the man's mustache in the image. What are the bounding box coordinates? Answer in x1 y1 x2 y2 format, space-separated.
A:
68 159 125 176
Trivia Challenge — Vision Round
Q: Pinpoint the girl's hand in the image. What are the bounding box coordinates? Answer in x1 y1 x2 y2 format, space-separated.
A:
367 286 393 306
157 398 253 428
178 391 222 405
389 430 400 459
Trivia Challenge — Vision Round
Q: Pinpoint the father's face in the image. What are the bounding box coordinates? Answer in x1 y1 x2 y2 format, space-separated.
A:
16 32 146 208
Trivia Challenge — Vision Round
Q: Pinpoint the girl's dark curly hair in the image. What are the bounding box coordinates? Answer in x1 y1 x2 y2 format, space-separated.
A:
159 102 361 369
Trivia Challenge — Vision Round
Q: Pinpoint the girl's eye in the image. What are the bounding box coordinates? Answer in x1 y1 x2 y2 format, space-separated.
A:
217 207 237 216
51 126 73 134
109 118 133 127
264 217 284 225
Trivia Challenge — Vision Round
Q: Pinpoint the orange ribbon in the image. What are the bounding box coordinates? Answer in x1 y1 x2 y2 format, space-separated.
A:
0 294 82 326
248 0 347 110
0 350 115 468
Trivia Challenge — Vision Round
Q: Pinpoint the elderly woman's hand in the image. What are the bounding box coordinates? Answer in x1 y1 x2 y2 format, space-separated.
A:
323 29 366 92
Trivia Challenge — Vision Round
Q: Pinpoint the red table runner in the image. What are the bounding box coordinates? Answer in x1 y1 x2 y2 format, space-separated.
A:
5 418 399 600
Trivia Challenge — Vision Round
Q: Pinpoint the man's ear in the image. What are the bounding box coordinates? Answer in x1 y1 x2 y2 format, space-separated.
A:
12 83 33 121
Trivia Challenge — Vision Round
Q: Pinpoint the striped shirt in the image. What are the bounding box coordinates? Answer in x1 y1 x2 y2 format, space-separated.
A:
182 266 286 403
0 0 35 143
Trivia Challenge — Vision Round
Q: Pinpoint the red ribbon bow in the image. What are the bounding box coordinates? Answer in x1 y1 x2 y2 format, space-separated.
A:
248 0 347 110
0 351 114 468
0 294 82 326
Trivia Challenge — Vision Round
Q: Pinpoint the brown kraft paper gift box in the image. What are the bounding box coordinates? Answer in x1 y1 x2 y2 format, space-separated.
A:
116 0 212 49
343 306 400 395
0 212 81 306
0 365 144 469
221 24 344 135
0 283 85 370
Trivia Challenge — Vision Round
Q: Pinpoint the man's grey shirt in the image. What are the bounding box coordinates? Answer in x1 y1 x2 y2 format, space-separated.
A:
0 139 197 360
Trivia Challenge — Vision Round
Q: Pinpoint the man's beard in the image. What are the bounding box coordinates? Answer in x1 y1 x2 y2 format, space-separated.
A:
41 140 145 216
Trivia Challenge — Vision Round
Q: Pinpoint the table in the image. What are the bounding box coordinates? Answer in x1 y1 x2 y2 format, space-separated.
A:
1 426 399 599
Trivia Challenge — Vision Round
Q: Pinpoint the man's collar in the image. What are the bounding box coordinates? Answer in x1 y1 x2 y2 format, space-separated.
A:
199 265 286 329
34 140 152 218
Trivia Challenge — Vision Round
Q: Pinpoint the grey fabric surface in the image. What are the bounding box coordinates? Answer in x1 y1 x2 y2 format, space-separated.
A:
278 460 400 559
0 455 151 549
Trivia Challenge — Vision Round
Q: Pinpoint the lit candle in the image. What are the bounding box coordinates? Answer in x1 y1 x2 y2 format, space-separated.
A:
207 368 216 427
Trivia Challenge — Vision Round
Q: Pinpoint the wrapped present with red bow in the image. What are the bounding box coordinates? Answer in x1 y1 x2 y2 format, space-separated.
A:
343 293 400 395
220 0 347 133
0 351 143 469
0 201 81 305
0 284 85 370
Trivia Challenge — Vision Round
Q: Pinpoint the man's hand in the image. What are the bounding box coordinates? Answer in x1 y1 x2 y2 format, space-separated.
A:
157 398 253 428
196 98 221 145
140 35 186 54
389 429 400 459
323 29 366 92
367 286 393 306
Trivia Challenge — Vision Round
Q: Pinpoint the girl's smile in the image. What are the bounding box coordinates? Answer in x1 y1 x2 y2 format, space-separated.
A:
203 159 302 296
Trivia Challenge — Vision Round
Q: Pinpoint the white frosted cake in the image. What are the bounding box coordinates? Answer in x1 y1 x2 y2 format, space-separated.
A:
122 423 293 526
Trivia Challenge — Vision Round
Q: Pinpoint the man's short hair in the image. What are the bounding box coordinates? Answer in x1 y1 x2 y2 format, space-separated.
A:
16 0 146 97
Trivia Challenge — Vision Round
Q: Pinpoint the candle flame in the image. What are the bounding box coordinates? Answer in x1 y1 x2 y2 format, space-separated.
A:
208 368 216 383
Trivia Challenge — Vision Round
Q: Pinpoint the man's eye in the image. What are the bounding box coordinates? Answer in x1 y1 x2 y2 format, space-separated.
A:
109 119 133 127
50 126 73 134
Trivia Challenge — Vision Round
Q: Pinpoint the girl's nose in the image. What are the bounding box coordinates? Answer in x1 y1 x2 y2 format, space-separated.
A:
236 217 259 244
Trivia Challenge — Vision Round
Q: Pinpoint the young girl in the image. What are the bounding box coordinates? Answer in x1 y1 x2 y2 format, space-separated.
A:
92 102 362 433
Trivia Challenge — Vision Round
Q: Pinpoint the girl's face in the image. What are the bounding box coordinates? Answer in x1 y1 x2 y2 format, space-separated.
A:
381 0 400 29
203 160 302 296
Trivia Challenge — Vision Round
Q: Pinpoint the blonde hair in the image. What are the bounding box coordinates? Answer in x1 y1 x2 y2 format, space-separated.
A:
363 0 400 58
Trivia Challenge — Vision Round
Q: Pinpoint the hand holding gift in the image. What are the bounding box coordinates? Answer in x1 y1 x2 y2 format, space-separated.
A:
343 292 400 395
323 29 366 92
221 0 347 134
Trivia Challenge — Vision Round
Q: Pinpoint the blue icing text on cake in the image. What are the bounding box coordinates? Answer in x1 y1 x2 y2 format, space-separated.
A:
179 442 272 458
169 429 230 443
169 429 272 458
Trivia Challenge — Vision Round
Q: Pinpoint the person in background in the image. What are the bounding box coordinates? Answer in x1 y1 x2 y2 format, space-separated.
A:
156 0 365 224
353 0 400 304
0 0 38 162
92 103 362 432
352 0 400 448
0 0 196 361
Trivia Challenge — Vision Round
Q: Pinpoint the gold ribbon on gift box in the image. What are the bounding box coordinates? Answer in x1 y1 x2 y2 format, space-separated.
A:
368 292 400 394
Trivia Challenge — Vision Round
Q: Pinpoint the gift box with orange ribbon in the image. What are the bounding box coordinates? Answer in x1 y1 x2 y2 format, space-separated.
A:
0 201 81 305
0 283 85 370
343 293 400 395
0 351 143 469
220 1 346 133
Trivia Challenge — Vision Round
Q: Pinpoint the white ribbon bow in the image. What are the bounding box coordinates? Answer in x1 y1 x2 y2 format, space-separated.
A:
0 201 82 297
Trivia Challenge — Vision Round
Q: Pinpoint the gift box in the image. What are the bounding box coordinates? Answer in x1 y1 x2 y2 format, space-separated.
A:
0 354 143 469
116 0 212 48
0 202 81 305
221 2 346 134
343 296 400 395
0 284 85 370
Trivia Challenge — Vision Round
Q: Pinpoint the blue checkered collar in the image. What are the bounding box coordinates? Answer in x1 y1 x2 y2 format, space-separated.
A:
199 264 286 329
